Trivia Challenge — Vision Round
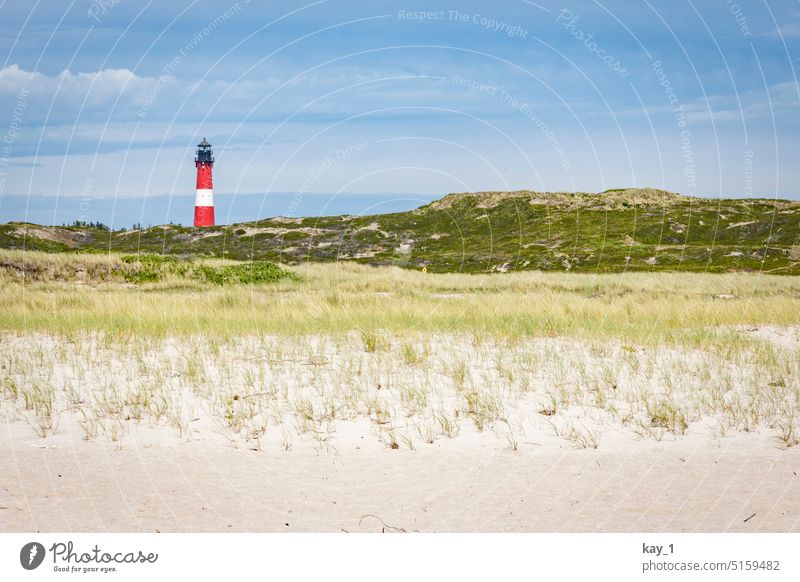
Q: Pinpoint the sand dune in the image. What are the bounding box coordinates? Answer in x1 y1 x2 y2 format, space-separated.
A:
2 327 798 532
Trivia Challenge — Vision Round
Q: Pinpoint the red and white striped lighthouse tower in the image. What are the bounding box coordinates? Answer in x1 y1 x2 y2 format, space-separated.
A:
193 138 215 227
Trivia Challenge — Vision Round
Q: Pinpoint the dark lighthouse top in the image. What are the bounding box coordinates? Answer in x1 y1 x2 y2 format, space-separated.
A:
195 138 214 164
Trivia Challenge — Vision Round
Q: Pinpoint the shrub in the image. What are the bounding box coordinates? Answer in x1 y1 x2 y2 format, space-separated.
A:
120 253 177 283
198 261 296 285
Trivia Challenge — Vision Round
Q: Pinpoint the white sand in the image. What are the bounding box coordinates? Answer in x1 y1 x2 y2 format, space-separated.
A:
2 429 799 532
1 328 799 532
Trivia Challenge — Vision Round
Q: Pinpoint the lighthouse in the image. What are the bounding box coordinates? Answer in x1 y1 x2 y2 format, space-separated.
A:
194 138 215 227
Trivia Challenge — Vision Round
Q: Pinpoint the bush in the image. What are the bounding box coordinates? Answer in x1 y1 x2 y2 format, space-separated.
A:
120 253 177 283
123 269 161 283
198 261 296 285
281 230 308 241
67 220 111 231
120 253 175 266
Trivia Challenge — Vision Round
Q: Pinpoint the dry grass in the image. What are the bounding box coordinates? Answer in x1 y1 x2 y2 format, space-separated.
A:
0 328 798 451
1 250 798 451
1 250 798 341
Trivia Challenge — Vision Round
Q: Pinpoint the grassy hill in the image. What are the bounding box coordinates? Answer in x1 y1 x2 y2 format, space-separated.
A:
2 187 799 274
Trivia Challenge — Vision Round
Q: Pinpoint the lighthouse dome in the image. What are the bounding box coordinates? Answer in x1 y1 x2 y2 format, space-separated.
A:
195 138 214 164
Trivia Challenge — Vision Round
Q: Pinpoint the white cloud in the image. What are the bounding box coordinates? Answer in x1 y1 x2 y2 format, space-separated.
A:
0 63 463 127
0 64 174 122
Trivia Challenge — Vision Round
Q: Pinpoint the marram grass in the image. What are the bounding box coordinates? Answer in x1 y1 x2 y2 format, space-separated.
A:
1 250 798 341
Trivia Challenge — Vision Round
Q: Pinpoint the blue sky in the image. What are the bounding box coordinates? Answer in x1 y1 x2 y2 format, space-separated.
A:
0 0 798 226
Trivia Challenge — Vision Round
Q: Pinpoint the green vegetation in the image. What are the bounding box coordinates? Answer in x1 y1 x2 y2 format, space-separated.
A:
0 250 798 451
64 220 111 231
3 188 799 274
198 261 297 285
120 253 178 283
1 249 798 339
2 191 798 452
0 250 294 287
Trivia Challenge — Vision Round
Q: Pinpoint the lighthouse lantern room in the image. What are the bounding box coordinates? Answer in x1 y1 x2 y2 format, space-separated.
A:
194 138 215 227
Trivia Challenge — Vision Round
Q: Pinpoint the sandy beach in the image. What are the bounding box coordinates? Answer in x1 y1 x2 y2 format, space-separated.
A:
2 327 798 533
3 427 799 532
